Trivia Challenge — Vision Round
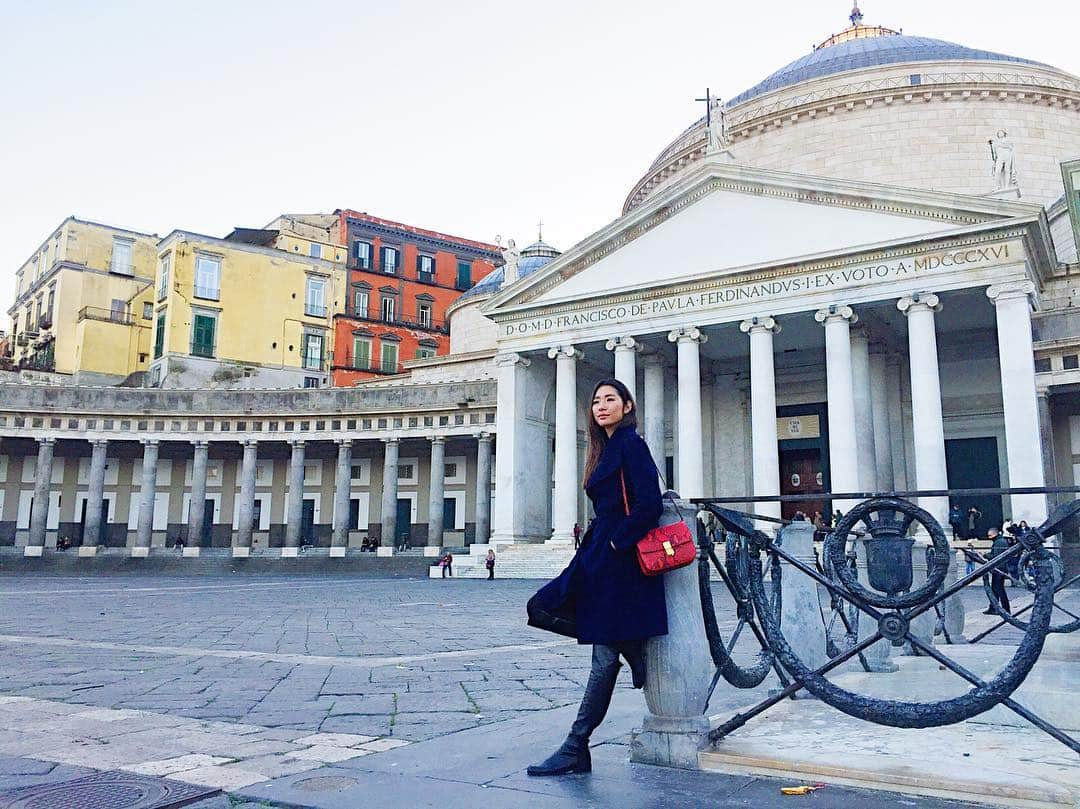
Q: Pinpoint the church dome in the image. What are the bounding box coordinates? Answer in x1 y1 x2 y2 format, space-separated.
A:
453 238 561 303
624 8 1080 214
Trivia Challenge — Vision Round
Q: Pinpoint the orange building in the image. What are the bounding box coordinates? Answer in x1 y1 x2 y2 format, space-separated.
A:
330 210 500 385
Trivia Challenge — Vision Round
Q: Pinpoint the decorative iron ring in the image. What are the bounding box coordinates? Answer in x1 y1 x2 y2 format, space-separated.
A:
825 497 950 610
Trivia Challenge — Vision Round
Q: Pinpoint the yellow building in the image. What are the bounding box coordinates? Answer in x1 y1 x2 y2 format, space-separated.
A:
149 229 346 388
7 217 158 384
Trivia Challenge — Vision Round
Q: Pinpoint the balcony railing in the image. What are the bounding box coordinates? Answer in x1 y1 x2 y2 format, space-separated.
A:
78 306 135 326
331 352 403 375
348 310 449 334
109 262 134 275
193 286 220 301
305 303 328 318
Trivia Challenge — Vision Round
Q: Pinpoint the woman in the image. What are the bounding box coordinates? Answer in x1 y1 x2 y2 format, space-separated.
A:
525 378 665 776
486 549 496 580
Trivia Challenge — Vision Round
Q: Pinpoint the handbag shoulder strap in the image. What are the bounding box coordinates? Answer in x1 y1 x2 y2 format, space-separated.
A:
619 470 630 516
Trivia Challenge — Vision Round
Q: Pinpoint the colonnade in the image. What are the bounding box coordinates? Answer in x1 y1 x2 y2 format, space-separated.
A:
14 432 495 557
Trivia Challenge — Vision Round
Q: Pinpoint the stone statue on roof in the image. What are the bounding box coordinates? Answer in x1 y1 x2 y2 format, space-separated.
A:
501 238 521 287
706 98 728 154
990 130 1017 191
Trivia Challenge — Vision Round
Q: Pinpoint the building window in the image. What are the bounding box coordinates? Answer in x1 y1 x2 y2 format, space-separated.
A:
381 246 399 275
445 462 458 479
456 261 472 290
302 332 324 370
418 301 432 328
381 295 396 322
399 462 415 480
355 240 372 269
111 237 134 275
154 312 166 358
191 312 217 358
309 243 322 258
1064 354 1080 371
380 340 398 373
305 275 327 317
142 302 153 320
157 253 171 300
353 288 369 318
416 345 436 360
110 298 126 322
35 298 43 328
1034 357 1052 372
417 254 435 283
194 254 221 300
352 336 371 369
45 287 55 324
303 377 320 388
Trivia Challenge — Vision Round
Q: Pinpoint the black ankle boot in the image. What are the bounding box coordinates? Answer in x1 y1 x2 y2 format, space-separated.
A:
526 744 591 776
622 646 647 689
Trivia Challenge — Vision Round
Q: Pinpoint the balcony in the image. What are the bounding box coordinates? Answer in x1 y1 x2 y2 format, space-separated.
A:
330 352 402 375
193 286 220 301
78 306 135 326
109 262 134 276
347 310 449 335
305 303 328 318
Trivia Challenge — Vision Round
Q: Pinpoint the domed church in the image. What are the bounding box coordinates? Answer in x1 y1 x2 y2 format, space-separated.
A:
473 5 1080 569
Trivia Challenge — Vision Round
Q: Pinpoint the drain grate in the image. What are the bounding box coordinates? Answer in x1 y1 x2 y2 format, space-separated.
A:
0 770 219 809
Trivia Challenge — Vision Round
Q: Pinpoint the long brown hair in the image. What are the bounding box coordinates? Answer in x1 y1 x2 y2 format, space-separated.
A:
581 378 638 488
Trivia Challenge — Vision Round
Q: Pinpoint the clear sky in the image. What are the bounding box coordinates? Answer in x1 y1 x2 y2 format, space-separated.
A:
2 0 1077 330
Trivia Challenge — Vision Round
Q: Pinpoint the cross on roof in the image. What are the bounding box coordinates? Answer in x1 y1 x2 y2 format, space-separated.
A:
695 88 720 127
537 218 544 242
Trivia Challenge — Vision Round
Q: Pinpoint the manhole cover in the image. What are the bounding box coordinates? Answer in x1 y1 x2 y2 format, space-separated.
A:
0 770 219 809
293 775 359 793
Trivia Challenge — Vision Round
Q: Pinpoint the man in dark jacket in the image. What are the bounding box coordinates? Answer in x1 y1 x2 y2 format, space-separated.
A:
983 527 1011 614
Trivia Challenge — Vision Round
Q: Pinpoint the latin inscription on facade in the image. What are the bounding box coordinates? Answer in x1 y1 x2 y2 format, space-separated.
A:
501 242 1014 338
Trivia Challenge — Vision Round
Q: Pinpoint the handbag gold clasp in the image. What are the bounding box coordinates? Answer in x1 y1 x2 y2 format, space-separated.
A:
663 540 674 556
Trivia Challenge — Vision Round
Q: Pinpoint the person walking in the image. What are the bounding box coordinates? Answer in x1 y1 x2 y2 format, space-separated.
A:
525 378 665 777
949 504 965 540
572 522 582 549
440 551 453 578
486 549 496 580
966 506 982 541
965 541 976 577
983 527 1011 615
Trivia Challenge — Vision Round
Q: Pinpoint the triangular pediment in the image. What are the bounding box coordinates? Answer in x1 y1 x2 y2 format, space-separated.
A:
484 161 1043 313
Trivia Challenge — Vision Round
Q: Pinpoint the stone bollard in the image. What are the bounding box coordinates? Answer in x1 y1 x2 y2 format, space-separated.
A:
855 537 899 672
895 540 936 656
630 503 713 769
776 521 828 673
942 548 966 642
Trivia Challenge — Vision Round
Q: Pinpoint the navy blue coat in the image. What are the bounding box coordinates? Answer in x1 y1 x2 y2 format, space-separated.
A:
528 423 667 645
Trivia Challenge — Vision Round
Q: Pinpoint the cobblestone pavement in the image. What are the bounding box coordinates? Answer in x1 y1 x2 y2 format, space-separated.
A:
0 574 1052 806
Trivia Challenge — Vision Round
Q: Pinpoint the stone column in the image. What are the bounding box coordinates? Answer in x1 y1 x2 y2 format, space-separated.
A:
667 327 707 498
25 437 55 557
642 354 665 469
381 438 400 550
186 441 209 557
850 326 878 492
815 305 860 511
283 440 305 556
331 439 352 557
133 439 159 557
234 440 258 557
80 439 109 556
606 336 640 405
987 281 1048 524
426 436 446 551
869 348 895 491
474 433 493 545
1037 389 1058 509
740 316 781 521
548 345 581 544
897 293 949 529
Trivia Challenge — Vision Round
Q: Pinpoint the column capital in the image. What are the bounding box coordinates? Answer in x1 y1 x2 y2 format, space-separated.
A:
667 326 707 344
140 439 160 448
190 439 210 448
986 279 1036 305
89 438 109 449
814 304 858 324
897 292 941 315
39 436 56 446
381 437 400 445
475 431 493 443
604 335 641 352
241 439 259 448
494 351 531 369
335 438 353 448
739 315 781 335
429 435 446 445
287 439 305 448
547 344 582 361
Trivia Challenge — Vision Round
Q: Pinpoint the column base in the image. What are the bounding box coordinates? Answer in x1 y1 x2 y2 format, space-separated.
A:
232 547 251 559
130 547 150 558
329 547 347 558
182 547 201 558
23 546 44 558
281 547 299 558
376 546 394 557
423 546 441 557
548 531 573 544
77 546 99 557
629 713 710 769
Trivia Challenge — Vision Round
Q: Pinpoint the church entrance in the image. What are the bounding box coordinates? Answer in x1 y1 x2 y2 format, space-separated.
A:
776 404 831 522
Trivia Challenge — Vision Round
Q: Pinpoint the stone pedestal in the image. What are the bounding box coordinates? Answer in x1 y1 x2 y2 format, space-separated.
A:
896 540 936 656
855 538 898 672
376 546 394 557
77 545 98 557
182 547 201 558
130 547 150 558
423 546 441 557
23 546 43 558
281 547 299 558
942 548 966 642
232 547 251 559
631 513 713 768
777 522 828 672
329 547 346 558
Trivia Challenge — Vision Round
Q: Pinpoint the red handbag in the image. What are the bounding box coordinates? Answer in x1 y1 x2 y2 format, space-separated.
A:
620 471 696 576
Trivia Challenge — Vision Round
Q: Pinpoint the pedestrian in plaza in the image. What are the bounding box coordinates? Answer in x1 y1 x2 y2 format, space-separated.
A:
949 504 965 540
486 548 496 580
175 534 186 553
966 506 982 540
983 526 1012 615
573 522 582 549
965 541 977 577
525 378 665 777
440 551 453 578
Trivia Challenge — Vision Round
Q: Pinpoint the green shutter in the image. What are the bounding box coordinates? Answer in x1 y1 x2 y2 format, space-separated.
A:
154 313 165 359
456 262 471 290
191 314 215 358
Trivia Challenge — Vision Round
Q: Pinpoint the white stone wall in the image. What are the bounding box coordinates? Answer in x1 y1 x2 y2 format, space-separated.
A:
448 300 499 354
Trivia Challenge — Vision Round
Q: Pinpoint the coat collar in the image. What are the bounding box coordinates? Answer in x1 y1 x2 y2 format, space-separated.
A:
586 423 636 489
